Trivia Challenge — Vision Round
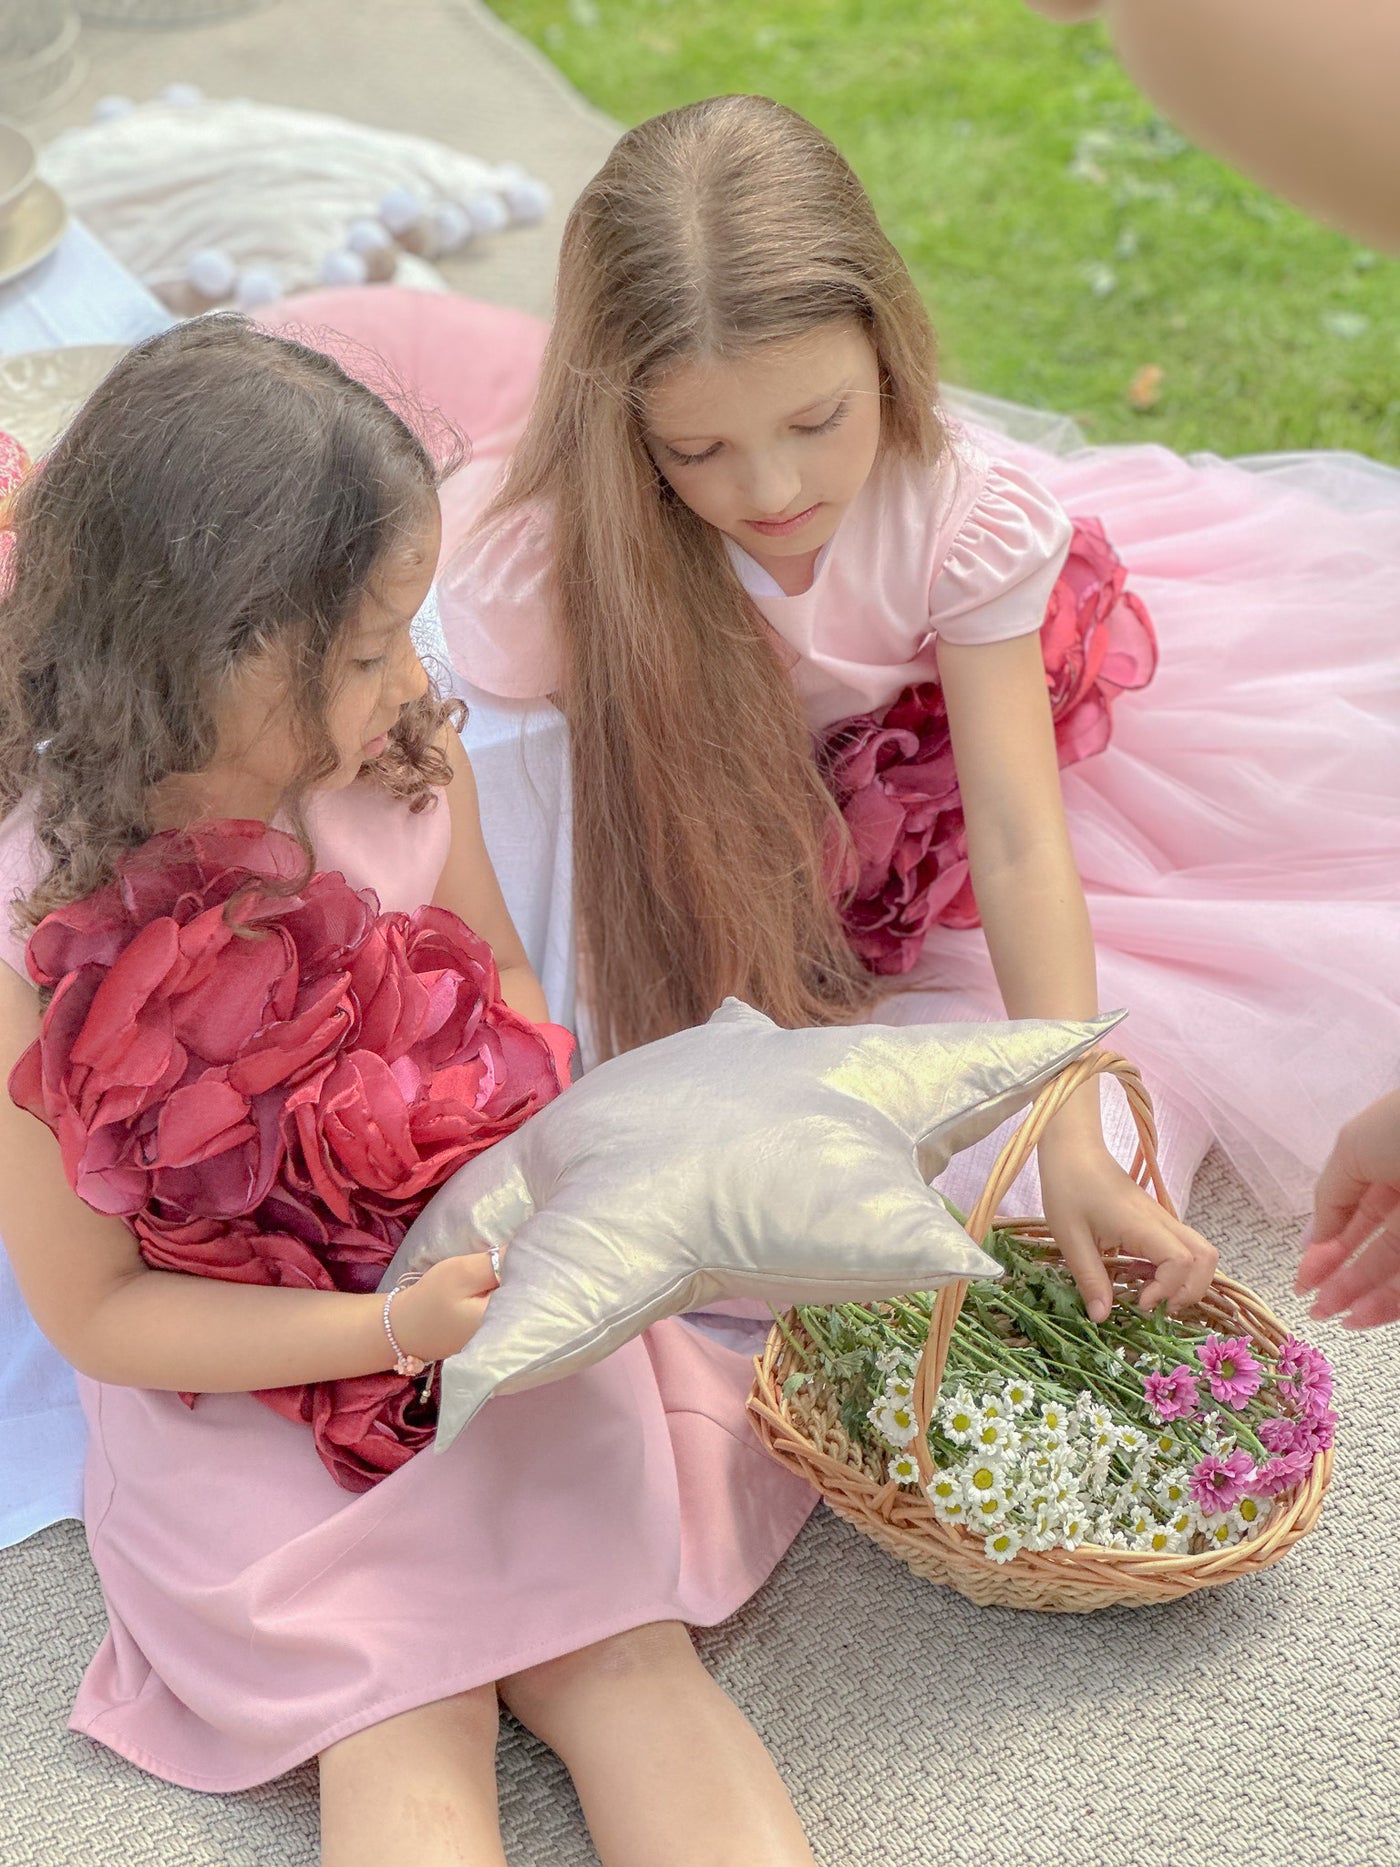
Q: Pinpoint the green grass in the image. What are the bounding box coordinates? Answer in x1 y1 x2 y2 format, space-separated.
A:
491 0 1400 461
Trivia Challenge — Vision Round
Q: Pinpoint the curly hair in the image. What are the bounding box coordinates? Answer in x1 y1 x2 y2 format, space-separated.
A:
0 315 464 930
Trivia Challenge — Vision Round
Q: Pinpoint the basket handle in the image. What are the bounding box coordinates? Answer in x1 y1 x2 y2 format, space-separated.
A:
910 1050 1171 1485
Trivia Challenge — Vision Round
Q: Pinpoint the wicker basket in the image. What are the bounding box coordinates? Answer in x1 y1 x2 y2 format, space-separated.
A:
749 1051 1331 1613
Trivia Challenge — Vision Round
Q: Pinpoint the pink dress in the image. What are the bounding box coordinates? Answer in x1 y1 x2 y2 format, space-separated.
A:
440 427 1400 1216
0 781 814 1791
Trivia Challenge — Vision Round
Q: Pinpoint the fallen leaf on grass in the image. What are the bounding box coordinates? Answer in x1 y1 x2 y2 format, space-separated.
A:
1127 364 1164 411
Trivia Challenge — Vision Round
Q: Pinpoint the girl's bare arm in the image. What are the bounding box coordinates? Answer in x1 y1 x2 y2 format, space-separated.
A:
0 966 492 1390
936 630 1217 1316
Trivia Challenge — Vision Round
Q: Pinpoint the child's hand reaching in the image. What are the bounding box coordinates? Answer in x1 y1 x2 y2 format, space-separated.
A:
389 1252 502 1364
1297 1089 1400 1329
1038 1139 1219 1324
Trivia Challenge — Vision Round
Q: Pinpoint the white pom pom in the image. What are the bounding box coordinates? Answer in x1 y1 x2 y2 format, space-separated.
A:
93 95 134 123
319 247 370 288
234 266 282 310
464 190 510 237
346 216 393 256
161 83 205 109
185 247 238 300
379 187 426 236
493 162 530 187
503 177 551 225
430 203 472 254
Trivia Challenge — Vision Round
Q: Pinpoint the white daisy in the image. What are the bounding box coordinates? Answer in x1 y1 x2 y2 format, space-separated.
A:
1085 1451 1114 1491
1057 1510 1092 1550
884 1372 915 1404
1230 1495 1269 1537
1001 1378 1036 1414
1116 1425 1149 1458
972 1415 1020 1457
1048 1474 1082 1512
869 1399 920 1450
1205 1516 1243 1550
963 1458 1008 1498
887 1450 922 1487
983 1524 1025 1565
966 1488 1015 1530
1152 1431 1181 1461
939 1391 980 1446
1021 1451 1056 1488
1134 1524 1188 1555
1025 1506 1060 1551
1155 1470 1191 1511
925 1465 962 1506
1116 1470 1153 1507
930 1491 968 1526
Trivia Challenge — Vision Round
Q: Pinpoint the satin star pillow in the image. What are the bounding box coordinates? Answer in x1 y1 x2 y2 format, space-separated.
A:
382 999 1124 1446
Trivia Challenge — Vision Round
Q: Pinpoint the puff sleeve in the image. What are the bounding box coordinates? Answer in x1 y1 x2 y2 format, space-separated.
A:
435 506 564 700
930 457 1072 646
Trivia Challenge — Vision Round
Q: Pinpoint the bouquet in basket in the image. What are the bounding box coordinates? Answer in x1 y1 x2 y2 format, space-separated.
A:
783 1218 1335 1566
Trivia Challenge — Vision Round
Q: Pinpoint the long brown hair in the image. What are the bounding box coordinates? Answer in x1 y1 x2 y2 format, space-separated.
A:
0 315 462 929
487 94 945 1057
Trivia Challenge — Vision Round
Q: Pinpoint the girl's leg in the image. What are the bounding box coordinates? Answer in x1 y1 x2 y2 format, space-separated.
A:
500 1622 816 1867
319 1685 507 1867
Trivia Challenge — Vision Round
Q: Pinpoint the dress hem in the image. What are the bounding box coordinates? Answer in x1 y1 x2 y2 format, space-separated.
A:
67 1486 819 1794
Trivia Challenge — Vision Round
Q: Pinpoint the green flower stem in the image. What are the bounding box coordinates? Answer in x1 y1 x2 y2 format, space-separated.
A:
767 1306 815 1371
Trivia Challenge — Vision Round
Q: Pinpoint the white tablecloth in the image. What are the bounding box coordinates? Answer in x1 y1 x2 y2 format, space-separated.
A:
0 221 170 356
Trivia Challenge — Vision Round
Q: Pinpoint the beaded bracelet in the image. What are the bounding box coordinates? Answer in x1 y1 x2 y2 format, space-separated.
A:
383 1271 428 1378
382 1247 503 1379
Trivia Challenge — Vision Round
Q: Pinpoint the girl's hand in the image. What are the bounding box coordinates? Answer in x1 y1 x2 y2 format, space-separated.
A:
1297 1089 1400 1329
1038 1142 1219 1324
389 1252 501 1365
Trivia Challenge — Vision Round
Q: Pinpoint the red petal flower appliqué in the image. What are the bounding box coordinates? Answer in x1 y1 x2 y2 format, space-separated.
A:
11 820 572 1491
820 518 1157 976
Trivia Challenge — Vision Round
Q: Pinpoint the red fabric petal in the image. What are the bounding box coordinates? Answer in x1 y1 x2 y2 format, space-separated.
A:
18 817 569 1490
820 515 1156 973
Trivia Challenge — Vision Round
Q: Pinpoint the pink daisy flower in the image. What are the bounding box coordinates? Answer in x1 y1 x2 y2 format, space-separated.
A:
1281 1346 1334 1417
1255 1449 1313 1498
1189 1449 1257 1516
1276 1335 1309 1380
1258 1415 1306 1455
1143 1365 1200 1422
1301 1408 1338 1451
1197 1334 1264 1409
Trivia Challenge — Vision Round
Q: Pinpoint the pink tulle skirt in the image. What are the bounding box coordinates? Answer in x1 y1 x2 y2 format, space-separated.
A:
920 424 1400 1213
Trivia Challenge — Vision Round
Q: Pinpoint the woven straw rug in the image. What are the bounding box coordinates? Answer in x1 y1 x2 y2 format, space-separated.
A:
3 1149 1397 1867
5 3 1399 1862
